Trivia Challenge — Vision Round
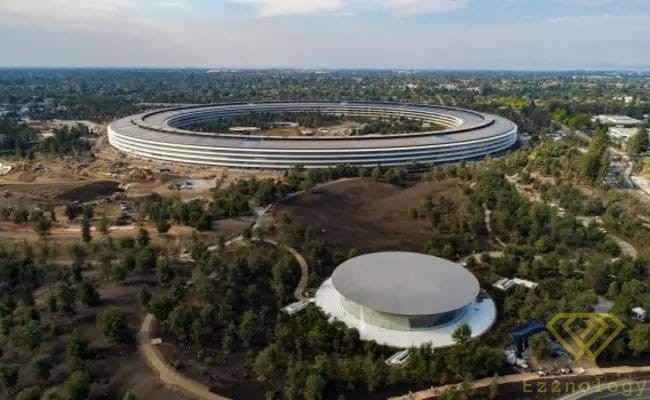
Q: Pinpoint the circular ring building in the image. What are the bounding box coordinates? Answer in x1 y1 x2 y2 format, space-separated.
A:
108 102 517 169
315 252 496 348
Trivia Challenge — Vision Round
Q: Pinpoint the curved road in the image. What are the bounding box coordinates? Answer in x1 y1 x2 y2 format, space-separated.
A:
393 367 650 400
559 380 650 400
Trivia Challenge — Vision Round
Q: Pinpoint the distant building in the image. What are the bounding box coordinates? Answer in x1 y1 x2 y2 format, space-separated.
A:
593 114 643 127
607 127 650 144
493 277 539 291
607 127 639 143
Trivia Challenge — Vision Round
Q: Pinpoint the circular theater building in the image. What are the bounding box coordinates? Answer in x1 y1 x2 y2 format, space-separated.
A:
315 252 496 348
108 102 517 169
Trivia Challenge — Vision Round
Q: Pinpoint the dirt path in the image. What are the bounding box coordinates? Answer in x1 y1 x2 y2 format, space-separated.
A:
138 234 310 400
0 221 158 236
392 365 650 400
138 314 229 400
610 235 638 258
484 204 507 248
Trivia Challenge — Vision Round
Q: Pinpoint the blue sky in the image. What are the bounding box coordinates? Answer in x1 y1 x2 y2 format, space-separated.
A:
0 0 648 69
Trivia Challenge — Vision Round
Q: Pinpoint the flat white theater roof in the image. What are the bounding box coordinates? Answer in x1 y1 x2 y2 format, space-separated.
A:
316 278 496 348
331 252 480 316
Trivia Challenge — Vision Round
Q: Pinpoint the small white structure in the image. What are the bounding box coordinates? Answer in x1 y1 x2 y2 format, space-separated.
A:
386 350 410 367
228 127 262 133
283 300 310 315
493 277 538 291
593 115 643 127
511 278 539 289
632 307 647 322
493 278 515 291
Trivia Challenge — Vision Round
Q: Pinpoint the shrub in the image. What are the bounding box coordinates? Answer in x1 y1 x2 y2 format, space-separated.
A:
97 307 130 344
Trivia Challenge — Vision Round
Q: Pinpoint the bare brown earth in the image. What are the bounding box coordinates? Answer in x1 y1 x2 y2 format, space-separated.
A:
0 180 121 208
275 178 474 254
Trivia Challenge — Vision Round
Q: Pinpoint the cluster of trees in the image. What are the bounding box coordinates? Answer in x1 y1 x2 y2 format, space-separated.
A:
191 112 344 132
580 128 611 182
136 195 213 232
0 118 35 156
538 183 604 216
408 192 488 258
354 116 430 135
627 124 650 157
253 308 503 398
0 235 138 400
36 123 93 155
471 170 609 253
551 109 593 131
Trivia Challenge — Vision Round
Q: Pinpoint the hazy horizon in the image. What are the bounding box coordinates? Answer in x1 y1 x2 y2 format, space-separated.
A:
0 0 649 70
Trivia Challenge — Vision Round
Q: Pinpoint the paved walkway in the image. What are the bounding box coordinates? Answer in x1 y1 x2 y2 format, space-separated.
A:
137 235 310 400
392 365 650 400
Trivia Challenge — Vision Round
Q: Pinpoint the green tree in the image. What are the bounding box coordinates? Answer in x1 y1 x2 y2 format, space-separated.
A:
580 129 610 182
363 355 386 392
371 166 382 181
167 305 195 343
67 328 91 362
135 247 156 270
155 256 174 286
30 356 52 381
31 212 52 241
304 373 326 400
567 113 592 130
0 364 19 389
21 320 42 350
447 324 474 379
137 228 150 248
56 282 76 314
452 323 471 344
149 294 175 321
627 127 649 157
97 307 130 345
238 310 257 348
41 388 62 400
15 386 41 400
123 389 137 400
628 324 650 355
529 332 551 361
96 215 111 238
139 286 152 307
156 218 171 234
81 215 92 243
253 343 281 380
64 370 89 400
78 280 100 306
